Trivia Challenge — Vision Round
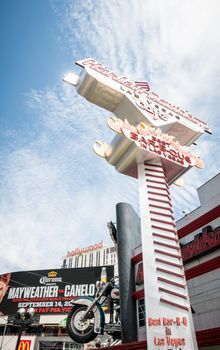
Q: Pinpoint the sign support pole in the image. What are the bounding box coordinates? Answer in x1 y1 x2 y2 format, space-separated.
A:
15 324 23 350
138 161 198 349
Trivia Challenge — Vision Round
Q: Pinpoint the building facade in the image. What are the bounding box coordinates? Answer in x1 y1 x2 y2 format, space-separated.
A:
61 241 117 271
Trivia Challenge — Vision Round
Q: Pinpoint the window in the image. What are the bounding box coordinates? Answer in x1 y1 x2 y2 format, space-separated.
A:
89 253 93 267
75 256 79 268
78 255 81 267
62 259 67 269
68 258 73 268
103 250 106 265
105 254 109 265
39 340 83 350
84 254 87 267
39 341 62 350
111 253 116 265
137 299 146 327
64 342 83 350
96 251 100 266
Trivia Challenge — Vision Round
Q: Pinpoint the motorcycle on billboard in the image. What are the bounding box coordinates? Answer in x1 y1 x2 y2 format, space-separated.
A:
66 275 121 343
66 222 121 344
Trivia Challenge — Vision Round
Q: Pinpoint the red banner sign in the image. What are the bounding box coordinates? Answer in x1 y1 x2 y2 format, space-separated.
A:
181 225 220 262
108 117 204 169
136 262 144 286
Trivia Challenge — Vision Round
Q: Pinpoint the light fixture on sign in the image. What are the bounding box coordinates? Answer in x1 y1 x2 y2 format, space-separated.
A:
63 72 80 86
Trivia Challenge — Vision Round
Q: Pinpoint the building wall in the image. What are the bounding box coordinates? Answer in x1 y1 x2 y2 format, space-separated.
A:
61 242 117 270
176 173 220 334
0 335 36 350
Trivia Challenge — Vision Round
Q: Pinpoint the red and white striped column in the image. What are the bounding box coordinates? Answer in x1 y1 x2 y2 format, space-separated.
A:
138 161 198 349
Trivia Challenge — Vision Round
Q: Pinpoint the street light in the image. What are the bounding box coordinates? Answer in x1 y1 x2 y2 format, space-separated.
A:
63 72 80 86
14 308 35 350
0 317 8 350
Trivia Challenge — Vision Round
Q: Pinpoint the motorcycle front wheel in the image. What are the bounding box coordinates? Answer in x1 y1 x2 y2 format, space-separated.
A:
66 305 97 343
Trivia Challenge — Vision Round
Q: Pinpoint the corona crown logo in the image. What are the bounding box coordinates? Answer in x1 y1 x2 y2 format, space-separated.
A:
48 271 57 278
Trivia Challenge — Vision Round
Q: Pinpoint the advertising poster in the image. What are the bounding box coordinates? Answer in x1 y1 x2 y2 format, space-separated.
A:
0 266 114 315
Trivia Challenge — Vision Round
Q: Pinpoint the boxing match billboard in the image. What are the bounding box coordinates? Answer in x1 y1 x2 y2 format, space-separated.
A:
0 266 114 315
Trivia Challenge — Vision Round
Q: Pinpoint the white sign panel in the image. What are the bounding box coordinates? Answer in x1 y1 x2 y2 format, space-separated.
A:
138 162 198 349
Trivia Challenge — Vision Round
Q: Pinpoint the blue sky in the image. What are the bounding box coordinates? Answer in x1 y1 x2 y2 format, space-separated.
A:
1 0 69 141
1 0 220 274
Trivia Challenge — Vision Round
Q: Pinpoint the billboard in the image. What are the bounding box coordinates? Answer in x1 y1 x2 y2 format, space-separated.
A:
0 266 114 315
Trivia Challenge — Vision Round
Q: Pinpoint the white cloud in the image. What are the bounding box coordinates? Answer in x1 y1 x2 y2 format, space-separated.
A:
54 0 220 205
0 83 138 273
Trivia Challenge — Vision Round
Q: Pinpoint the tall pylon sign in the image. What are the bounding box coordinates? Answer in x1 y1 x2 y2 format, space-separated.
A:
64 58 211 349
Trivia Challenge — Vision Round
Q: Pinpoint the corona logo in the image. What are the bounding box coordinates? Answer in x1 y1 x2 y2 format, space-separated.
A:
48 271 57 278
18 340 31 350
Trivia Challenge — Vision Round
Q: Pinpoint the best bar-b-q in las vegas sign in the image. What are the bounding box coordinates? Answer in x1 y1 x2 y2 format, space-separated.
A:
64 58 211 350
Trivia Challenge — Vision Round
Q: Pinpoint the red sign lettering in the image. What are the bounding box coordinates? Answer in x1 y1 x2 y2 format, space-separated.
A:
76 58 211 133
181 225 220 262
136 262 144 285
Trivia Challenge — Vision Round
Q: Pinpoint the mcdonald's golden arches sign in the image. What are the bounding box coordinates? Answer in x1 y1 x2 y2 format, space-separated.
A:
18 340 31 350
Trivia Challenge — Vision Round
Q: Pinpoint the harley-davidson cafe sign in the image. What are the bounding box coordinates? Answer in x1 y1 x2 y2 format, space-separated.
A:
135 225 220 286
181 225 220 263
76 58 211 133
